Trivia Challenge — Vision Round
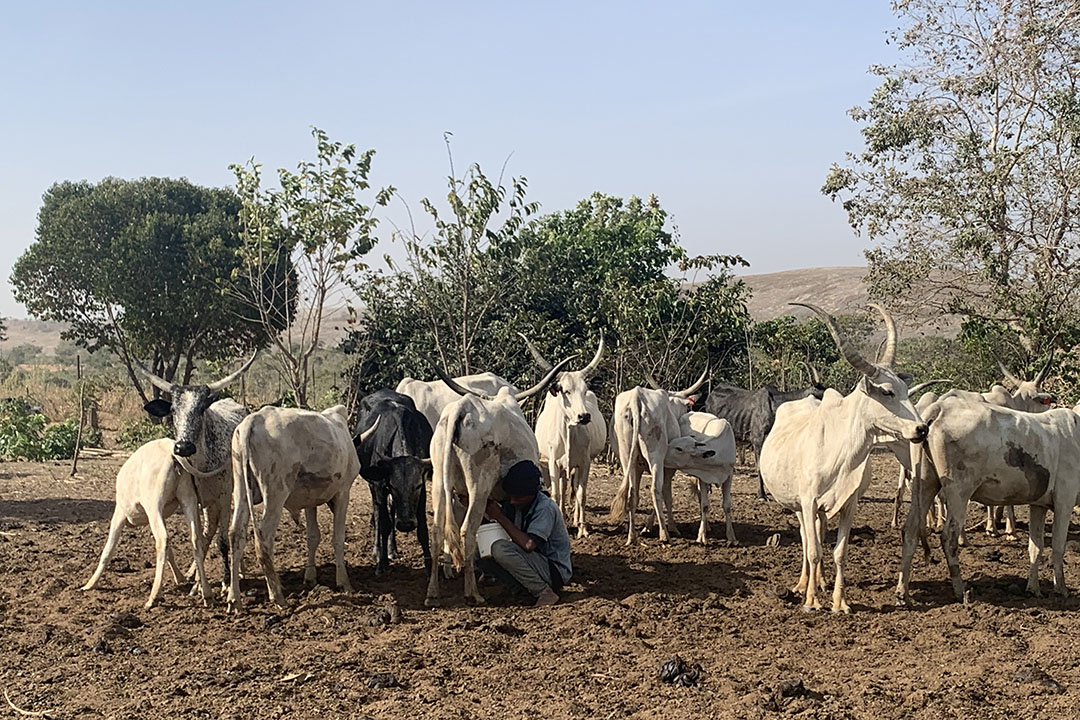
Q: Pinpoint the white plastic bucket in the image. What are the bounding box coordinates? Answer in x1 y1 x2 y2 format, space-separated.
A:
477 523 511 558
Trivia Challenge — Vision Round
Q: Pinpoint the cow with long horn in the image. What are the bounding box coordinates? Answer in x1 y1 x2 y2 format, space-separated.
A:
133 351 257 592
425 357 575 607
519 332 608 538
759 303 927 613
607 367 709 545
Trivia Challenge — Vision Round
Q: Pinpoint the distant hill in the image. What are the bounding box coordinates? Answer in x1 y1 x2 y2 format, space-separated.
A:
2 319 67 354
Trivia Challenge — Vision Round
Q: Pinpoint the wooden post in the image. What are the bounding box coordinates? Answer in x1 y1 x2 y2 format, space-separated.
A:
70 355 84 476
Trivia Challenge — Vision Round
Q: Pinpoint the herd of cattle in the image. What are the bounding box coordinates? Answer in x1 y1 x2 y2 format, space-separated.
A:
78 302 1079 615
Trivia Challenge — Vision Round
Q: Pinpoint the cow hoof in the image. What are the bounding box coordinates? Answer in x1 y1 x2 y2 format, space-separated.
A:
895 595 910 608
388 550 401 560
464 595 486 607
424 596 441 608
832 603 851 614
226 601 243 615
800 604 817 613
1027 585 1042 598
374 564 388 577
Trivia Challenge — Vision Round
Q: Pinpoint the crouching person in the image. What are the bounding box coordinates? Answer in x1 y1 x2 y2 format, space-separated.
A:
479 460 571 607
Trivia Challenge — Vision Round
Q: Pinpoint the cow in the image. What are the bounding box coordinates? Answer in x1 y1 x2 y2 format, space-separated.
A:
704 365 827 500
397 372 518 431
759 302 927 613
519 332 607 538
885 382 952 528
938 355 1055 537
132 353 256 589
354 389 434 576
897 395 1080 605
665 411 737 544
81 439 214 609
225 405 379 613
423 358 573 607
606 369 708 545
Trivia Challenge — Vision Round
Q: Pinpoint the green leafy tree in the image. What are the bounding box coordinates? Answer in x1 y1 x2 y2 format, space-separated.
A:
823 0 1080 360
11 177 290 402
6 344 42 367
231 127 392 408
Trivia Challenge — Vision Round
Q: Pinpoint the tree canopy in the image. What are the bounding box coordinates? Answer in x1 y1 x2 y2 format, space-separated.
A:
823 0 1080 362
11 177 291 400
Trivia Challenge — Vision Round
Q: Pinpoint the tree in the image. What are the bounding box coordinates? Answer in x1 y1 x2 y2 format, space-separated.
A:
823 0 1080 360
6 344 42 367
11 177 290 402
0 317 6 343
231 127 392 408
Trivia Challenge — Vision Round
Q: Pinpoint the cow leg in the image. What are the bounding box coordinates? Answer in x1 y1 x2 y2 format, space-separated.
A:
460 496 487 606
226 478 252 614
253 503 286 608
985 504 998 536
417 483 432 573
1003 505 1017 540
1050 499 1070 596
547 456 563 518
939 487 968 602
82 504 127 591
722 473 737 545
792 510 809 594
831 499 856 613
1026 505 1047 597
304 506 320 587
662 467 679 538
146 509 171 610
892 466 908 528
696 479 710 545
387 500 400 560
897 471 940 605
178 481 212 605
372 490 391 576
574 463 590 539
425 478 446 607
753 437 768 501
800 499 822 611
329 491 354 593
625 464 644 546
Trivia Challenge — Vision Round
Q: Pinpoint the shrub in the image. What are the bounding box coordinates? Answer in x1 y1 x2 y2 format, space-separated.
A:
116 417 172 451
0 398 102 460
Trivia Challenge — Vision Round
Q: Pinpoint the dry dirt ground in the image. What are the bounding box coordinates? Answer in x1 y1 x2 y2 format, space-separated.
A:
3 453 1080 719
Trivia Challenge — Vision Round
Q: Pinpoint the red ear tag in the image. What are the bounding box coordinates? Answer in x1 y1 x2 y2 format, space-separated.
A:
1043 397 1053 405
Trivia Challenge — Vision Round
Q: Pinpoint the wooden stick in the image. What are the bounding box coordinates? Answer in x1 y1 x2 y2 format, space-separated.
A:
4 690 51 718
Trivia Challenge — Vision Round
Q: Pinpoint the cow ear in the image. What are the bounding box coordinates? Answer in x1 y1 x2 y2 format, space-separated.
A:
548 384 560 397
144 399 172 418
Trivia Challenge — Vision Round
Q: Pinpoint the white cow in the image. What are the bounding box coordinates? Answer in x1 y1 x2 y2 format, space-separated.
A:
520 332 607 538
760 303 927 613
607 369 708 545
424 360 572 607
82 439 213 609
225 405 378 613
886 382 950 528
897 395 1080 605
665 411 737 544
397 372 518 431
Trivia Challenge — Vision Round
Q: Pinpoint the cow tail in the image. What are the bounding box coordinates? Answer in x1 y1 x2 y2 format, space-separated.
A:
606 400 640 522
442 405 467 570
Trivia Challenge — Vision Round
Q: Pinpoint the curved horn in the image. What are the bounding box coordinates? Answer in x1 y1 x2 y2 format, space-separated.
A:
1034 352 1054 387
515 355 579 402
516 333 553 372
429 363 494 401
798 360 821 385
356 415 380 444
675 366 709 398
791 302 880 379
994 356 1022 389
133 358 174 394
644 372 661 390
868 303 897 367
908 378 952 395
582 330 605 378
206 351 259 392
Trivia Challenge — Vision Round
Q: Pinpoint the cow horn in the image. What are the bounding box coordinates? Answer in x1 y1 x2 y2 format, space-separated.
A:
582 330 605 378
355 416 380 443
994 356 1022 389
132 358 175 393
791 302 880 379
515 355 579 402
516 333 553 372
908 378 952 395
1034 352 1054 387
868 304 897 368
675 367 709 398
798 360 822 385
644 372 661 390
206 351 259 392
430 364 495 401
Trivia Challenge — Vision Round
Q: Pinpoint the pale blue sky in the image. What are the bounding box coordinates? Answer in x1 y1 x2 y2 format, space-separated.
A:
0 1 897 319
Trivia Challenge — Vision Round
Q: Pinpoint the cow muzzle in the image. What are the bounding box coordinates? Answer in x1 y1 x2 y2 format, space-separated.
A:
174 441 196 457
395 519 417 533
576 412 591 425
910 424 929 444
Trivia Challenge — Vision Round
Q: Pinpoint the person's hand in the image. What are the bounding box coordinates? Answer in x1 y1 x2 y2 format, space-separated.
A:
485 497 503 520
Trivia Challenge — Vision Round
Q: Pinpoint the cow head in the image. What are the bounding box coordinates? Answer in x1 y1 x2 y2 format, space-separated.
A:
364 456 431 532
665 435 716 470
996 354 1055 411
137 352 258 457
791 302 927 444
519 331 604 426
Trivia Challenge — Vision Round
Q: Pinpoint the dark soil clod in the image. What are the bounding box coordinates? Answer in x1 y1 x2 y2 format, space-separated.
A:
367 672 400 689
658 656 703 687
263 614 283 630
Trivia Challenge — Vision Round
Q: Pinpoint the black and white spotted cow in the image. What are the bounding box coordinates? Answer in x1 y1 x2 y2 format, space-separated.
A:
135 352 257 590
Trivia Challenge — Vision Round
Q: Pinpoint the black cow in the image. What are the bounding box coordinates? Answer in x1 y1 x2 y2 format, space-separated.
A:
705 366 827 500
354 389 433 575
